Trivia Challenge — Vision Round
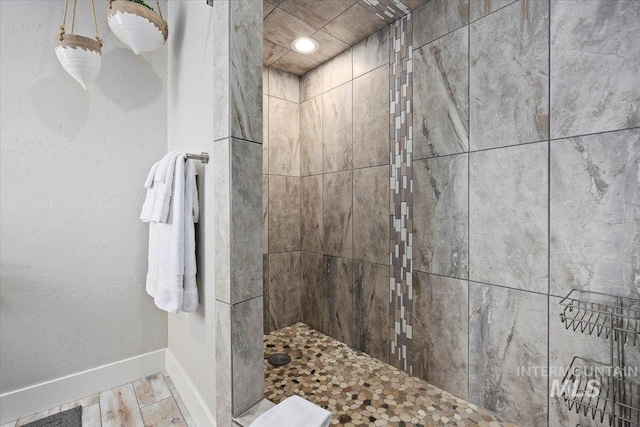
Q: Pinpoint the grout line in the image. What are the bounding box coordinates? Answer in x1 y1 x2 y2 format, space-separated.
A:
410 125 640 163
350 34 357 343
412 21 468 54
265 93 299 104
549 125 640 143
213 135 263 145
546 1 552 425
467 13 472 403
130 381 145 420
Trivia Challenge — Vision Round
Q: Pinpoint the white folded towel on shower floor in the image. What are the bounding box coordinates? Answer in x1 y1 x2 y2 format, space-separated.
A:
250 396 331 427
143 152 199 313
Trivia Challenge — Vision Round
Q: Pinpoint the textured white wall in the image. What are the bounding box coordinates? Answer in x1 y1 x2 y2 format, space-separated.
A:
166 0 217 417
0 0 168 394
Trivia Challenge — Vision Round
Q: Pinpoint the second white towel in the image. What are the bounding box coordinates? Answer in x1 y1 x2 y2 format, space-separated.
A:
144 153 199 313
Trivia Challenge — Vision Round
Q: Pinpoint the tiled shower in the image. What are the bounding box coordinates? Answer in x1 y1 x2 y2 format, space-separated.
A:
263 0 639 426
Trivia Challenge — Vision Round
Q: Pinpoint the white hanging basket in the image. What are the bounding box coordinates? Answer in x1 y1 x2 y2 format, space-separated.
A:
54 34 102 90
107 1 168 55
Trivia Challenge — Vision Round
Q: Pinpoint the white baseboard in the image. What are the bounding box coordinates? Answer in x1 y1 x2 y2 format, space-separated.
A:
165 350 216 427
0 349 166 424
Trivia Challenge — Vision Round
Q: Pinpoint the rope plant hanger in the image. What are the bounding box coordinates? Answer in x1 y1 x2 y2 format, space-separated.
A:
107 0 168 55
54 0 103 90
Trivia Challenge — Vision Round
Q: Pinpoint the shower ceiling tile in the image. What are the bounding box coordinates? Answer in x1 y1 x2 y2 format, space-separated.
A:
323 3 388 45
279 0 355 29
263 0 276 17
264 8 317 49
263 40 288 66
272 51 321 76
306 30 350 63
358 0 410 23
263 0 427 75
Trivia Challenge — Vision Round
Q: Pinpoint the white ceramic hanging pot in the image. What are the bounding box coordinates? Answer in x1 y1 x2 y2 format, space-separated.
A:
107 0 168 55
54 34 102 90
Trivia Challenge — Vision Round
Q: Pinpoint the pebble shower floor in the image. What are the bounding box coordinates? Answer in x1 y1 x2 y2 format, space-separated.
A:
264 323 518 427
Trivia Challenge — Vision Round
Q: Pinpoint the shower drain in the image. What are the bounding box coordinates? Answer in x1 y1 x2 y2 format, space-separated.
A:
267 353 291 367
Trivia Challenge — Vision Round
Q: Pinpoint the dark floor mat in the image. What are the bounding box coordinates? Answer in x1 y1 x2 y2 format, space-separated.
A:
22 406 82 427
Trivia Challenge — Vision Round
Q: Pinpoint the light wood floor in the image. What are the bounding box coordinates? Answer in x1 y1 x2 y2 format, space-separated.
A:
2 371 194 427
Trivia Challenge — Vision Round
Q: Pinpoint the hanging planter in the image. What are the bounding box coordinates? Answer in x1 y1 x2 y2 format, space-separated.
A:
54 0 103 90
107 0 168 55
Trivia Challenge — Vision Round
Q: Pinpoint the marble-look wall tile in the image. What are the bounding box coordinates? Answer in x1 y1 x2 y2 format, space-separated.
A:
215 301 232 402
469 0 549 150
268 175 300 252
413 0 468 49
216 397 232 427
323 83 353 173
268 67 299 103
213 1 230 142
231 139 263 303
322 48 352 92
469 283 548 426
230 0 262 143
550 128 640 299
262 95 269 174
353 261 390 363
300 65 322 103
300 251 329 333
414 155 468 279
262 175 268 254
301 175 323 253
231 296 265 416
353 65 390 169
263 255 270 334
414 27 468 159
300 96 323 176
413 272 468 399
325 255 353 346
470 142 548 293
263 66 269 95
548 296 640 427
469 0 517 22
268 252 301 330
323 171 353 259
550 0 640 139
353 26 390 79
353 166 389 265
213 139 231 303
268 97 299 176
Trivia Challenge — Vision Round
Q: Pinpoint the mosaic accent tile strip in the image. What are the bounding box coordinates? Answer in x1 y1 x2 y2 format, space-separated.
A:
264 323 516 426
358 0 411 23
389 13 414 374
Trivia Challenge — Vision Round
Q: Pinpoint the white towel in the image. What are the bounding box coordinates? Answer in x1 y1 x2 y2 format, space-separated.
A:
140 151 182 223
144 153 199 313
250 396 331 427
181 159 199 312
140 160 159 222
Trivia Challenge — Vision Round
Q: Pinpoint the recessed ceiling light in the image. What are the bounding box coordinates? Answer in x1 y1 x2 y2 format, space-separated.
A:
291 37 319 54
